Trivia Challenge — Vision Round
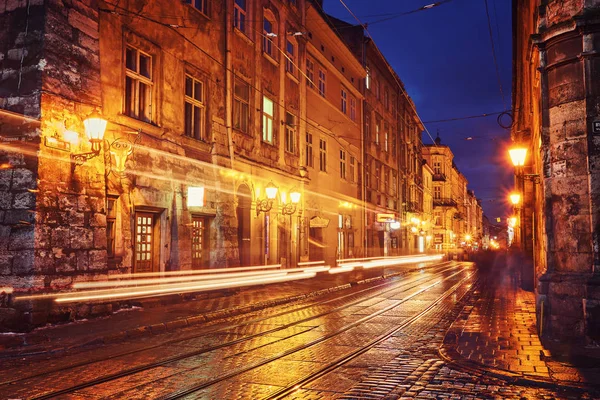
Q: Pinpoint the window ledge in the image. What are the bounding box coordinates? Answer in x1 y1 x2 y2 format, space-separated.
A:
263 53 279 67
286 72 299 83
116 114 163 136
234 28 253 45
180 134 212 152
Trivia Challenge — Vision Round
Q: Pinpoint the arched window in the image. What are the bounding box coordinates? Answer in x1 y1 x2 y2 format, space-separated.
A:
285 37 297 76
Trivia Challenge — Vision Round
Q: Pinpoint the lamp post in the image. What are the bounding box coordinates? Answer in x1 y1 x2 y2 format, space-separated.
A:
256 181 278 216
281 188 301 268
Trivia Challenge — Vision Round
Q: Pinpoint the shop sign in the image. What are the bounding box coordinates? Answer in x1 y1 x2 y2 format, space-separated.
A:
376 213 395 223
309 216 330 228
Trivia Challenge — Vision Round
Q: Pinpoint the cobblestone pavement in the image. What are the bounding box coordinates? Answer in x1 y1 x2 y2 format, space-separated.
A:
1 256 599 399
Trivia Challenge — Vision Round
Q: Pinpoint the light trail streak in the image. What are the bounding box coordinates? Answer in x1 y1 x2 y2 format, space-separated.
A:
0 287 14 294
105 264 282 280
16 272 317 303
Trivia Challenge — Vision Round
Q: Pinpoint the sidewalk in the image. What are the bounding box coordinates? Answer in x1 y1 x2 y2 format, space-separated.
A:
0 262 425 357
440 252 600 390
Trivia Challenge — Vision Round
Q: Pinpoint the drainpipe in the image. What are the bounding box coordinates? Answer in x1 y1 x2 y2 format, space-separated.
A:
225 0 235 170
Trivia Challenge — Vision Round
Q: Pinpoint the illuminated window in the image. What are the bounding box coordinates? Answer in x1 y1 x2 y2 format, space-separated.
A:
262 96 274 144
365 67 371 89
234 0 246 32
306 132 314 167
434 186 441 199
125 46 153 122
349 96 356 121
192 216 209 269
233 78 249 133
319 138 327 172
184 0 209 16
184 74 205 141
134 212 157 273
365 114 370 142
375 117 380 145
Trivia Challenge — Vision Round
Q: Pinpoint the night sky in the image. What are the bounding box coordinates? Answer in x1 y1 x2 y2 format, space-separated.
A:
323 0 513 221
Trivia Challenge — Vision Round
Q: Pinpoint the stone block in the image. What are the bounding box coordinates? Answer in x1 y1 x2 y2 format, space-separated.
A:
39 192 57 208
89 212 106 227
62 210 84 226
76 250 89 271
34 224 52 249
0 253 13 274
8 226 34 250
0 170 13 190
12 192 35 209
68 8 99 40
56 255 76 273
0 225 11 250
12 249 34 275
11 168 35 190
88 249 106 270
93 227 107 248
0 192 12 209
58 194 78 211
50 226 70 248
34 250 56 273
50 276 73 288
70 226 93 249
77 195 92 212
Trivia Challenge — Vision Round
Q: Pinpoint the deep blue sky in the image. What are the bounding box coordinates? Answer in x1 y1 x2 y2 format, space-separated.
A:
324 0 513 220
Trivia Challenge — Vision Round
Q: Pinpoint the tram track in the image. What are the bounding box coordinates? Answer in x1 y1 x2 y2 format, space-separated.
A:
1 261 470 400
0 261 454 388
161 266 473 400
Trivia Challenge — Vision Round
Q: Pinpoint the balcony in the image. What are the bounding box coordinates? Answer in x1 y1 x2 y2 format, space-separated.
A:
433 197 457 207
404 201 418 213
432 173 447 181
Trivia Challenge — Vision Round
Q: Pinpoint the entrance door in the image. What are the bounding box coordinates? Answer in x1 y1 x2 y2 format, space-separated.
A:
309 226 324 261
134 212 158 273
237 185 251 266
192 216 209 269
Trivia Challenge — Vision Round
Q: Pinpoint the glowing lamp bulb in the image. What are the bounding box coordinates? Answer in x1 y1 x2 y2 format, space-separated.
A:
509 193 521 205
289 190 301 204
509 147 527 167
265 182 278 200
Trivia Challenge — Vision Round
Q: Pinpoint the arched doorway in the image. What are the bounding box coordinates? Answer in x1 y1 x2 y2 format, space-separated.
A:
237 184 252 266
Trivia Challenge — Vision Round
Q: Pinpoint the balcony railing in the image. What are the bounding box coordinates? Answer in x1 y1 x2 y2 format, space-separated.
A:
432 173 446 181
433 197 457 207
404 201 419 213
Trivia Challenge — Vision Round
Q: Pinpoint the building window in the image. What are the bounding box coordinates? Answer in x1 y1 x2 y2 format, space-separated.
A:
263 15 276 58
184 74 205 141
365 114 370 143
262 95 275 144
349 156 355 183
319 138 327 172
434 186 441 199
289 0 297 6
234 0 246 32
233 78 250 133
349 97 356 121
375 118 380 145
384 169 389 194
306 132 314 167
107 197 117 258
365 67 371 90
184 0 209 16
384 87 389 110
285 112 296 154
384 123 389 152
318 68 326 97
125 46 153 122
341 87 347 114
375 79 380 100
392 134 397 157
286 40 296 75
434 161 441 174
306 58 315 89
340 149 346 180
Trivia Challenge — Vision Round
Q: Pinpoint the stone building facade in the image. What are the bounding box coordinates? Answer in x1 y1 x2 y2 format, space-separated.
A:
513 0 600 342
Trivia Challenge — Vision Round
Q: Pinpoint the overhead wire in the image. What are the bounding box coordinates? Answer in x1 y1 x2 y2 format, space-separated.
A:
483 0 506 109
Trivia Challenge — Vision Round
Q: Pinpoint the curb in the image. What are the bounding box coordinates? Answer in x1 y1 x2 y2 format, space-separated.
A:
437 345 599 392
0 261 451 358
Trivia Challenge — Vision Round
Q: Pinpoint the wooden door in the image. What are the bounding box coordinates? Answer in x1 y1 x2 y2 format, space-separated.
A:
192 216 209 269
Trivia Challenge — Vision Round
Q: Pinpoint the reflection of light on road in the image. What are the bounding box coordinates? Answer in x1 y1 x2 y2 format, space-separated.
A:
328 266 354 274
17 272 317 303
337 254 444 270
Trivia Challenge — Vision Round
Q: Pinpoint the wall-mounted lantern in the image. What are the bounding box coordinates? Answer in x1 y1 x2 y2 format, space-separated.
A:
256 181 278 215
281 188 301 215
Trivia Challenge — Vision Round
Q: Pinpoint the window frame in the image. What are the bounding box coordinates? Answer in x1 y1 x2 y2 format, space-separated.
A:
285 39 297 76
319 138 327 172
262 13 276 59
234 0 247 33
262 95 275 144
318 68 326 97
339 149 347 180
233 77 250 134
184 74 206 141
125 45 154 123
184 0 209 17
284 112 297 154
306 57 315 89
341 87 347 114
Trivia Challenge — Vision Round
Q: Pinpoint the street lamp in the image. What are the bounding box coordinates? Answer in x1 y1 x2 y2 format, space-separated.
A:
509 146 527 167
256 181 278 215
509 192 521 206
281 188 301 215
